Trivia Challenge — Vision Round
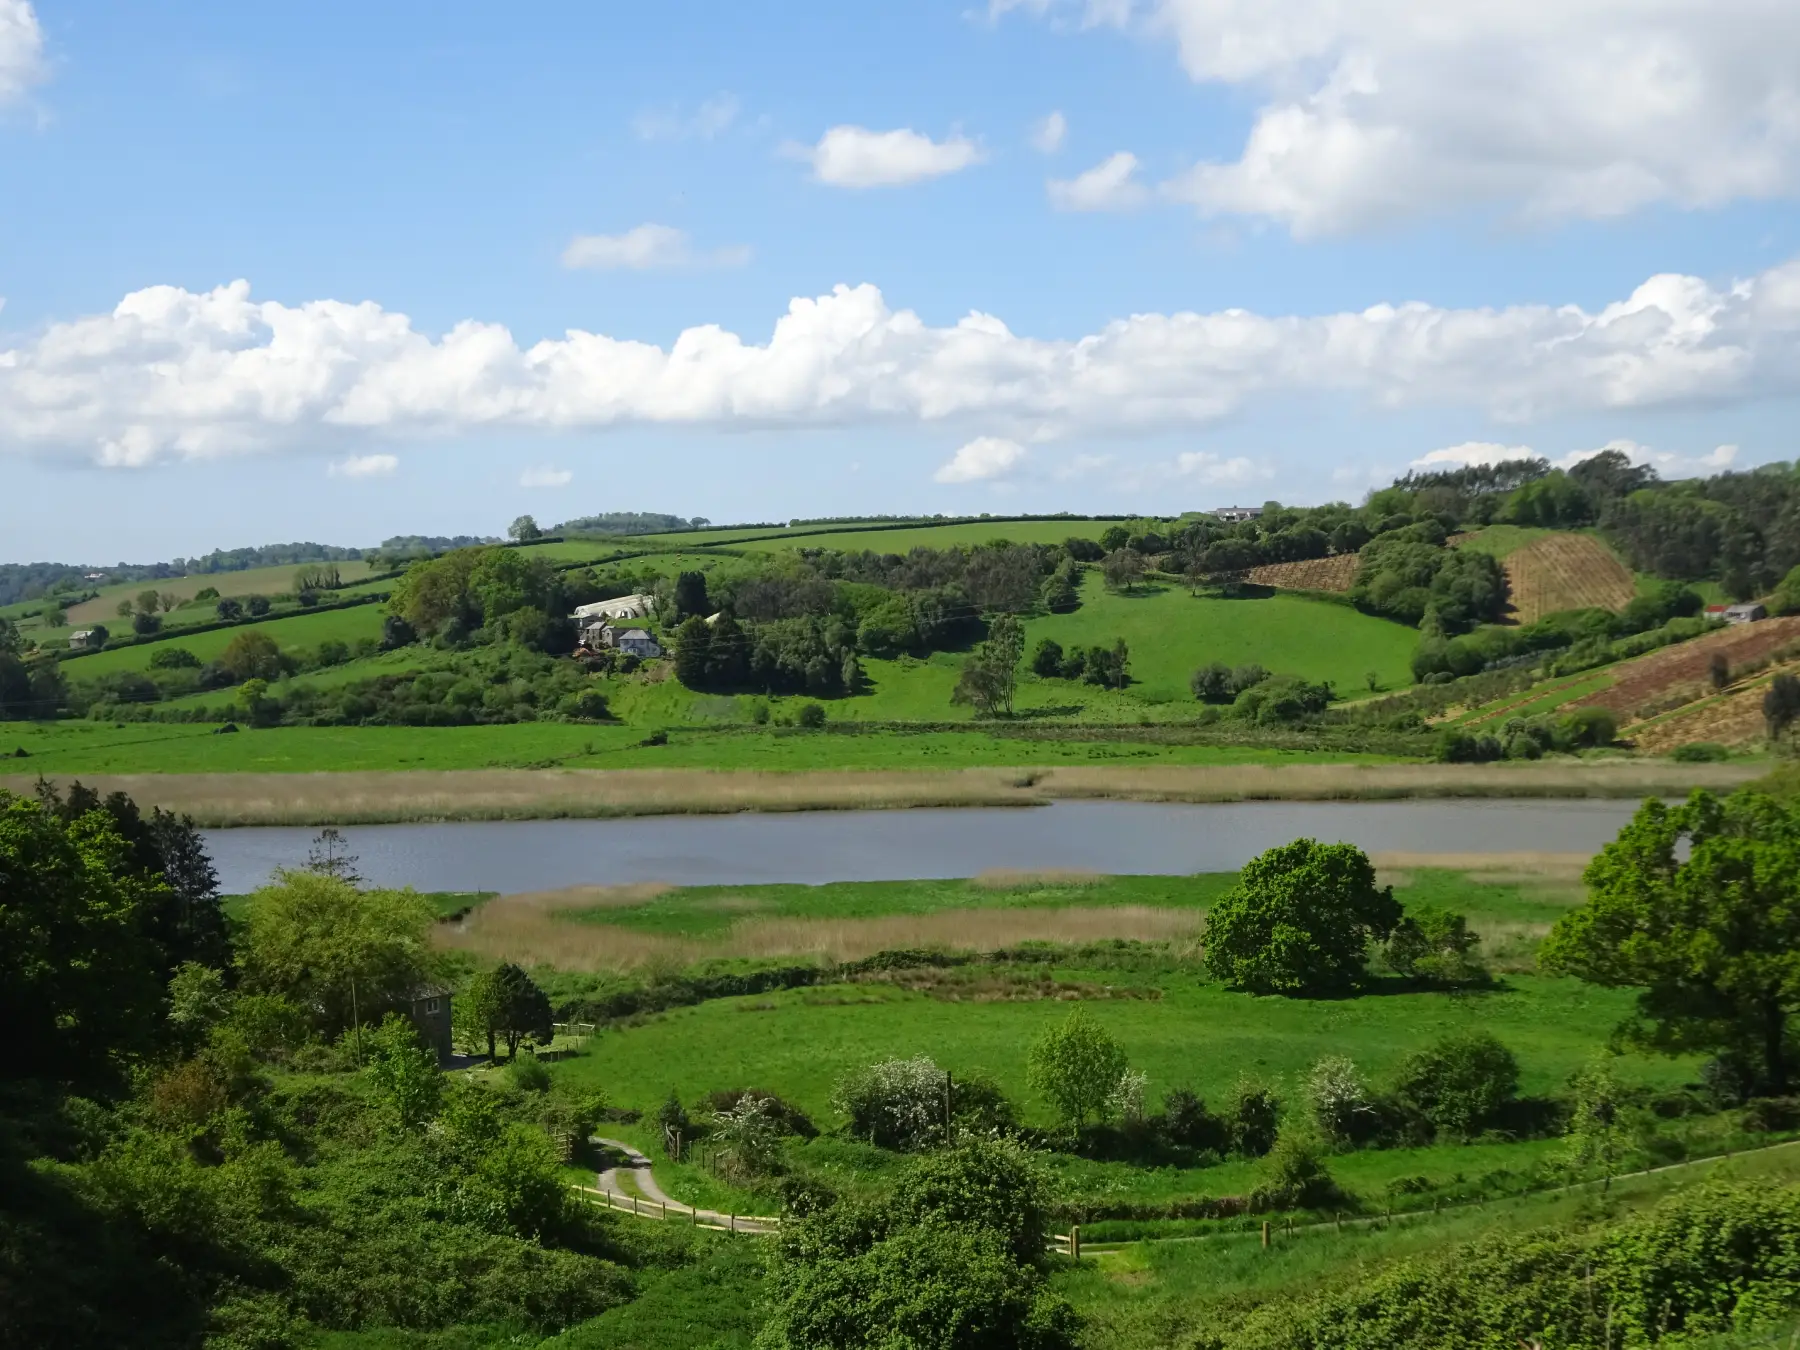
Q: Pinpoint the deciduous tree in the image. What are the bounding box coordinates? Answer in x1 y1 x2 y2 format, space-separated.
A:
1026 1008 1127 1131
1541 790 1800 1094
1203 839 1401 996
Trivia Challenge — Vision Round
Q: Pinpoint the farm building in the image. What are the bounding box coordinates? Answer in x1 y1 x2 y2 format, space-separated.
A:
405 984 453 1065
1706 603 1767 625
572 594 656 623
68 629 100 649
1211 506 1264 522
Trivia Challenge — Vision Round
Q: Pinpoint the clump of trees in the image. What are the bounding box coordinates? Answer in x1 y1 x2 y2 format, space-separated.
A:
1029 636 1131 690
758 1139 1078 1350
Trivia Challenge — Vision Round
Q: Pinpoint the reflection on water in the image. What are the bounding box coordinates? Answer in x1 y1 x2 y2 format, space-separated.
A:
202 798 1641 894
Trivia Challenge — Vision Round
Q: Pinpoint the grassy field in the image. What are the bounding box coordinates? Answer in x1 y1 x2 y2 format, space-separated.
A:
1024 575 1419 701
59 605 388 679
51 559 380 626
522 869 1620 1117
1450 524 1554 559
731 519 1126 554
1058 1145 1800 1350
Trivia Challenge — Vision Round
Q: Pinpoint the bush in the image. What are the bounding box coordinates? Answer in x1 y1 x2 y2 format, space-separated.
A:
149 646 201 670
797 702 826 728
1304 1056 1374 1146
1031 638 1065 677
1203 839 1401 996
1160 1087 1228 1153
1672 741 1730 762
508 1053 551 1094
1392 1032 1519 1140
1384 905 1485 985
1227 1077 1282 1158
833 1056 950 1150
1251 1129 1342 1211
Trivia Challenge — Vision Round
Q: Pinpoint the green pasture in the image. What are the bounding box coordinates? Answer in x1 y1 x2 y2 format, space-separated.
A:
1058 1146 1800 1350
549 866 1655 1127
57 559 379 626
731 519 1126 554
0 718 1396 775
1448 525 1553 559
1022 574 1418 703
60 605 388 680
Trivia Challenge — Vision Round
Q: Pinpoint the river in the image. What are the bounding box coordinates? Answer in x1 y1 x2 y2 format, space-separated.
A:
201 798 1642 894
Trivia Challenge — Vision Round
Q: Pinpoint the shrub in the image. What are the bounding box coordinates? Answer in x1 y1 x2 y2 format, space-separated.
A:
797 702 826 728
1392 1032 1519 1140
1203 839 1401 996
1251 1128 1342 1211
833 1056 950 1150
1672 741 1730 762
1384 905 1485 985
891 1137 1055 1268
1227 1077 1282 1158
1160 1087 1228 1153
1031 638 1065 677
1304 1056 1374 1146
149 646 202 670
507 1053 551 1094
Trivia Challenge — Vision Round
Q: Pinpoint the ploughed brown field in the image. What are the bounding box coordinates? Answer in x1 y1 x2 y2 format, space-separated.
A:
1245 552 1360 593
1503 534 1638 623
1574 617 1800 721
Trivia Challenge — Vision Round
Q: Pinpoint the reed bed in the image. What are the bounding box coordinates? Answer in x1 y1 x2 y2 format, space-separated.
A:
433 898 1203 973
5 759 1761 827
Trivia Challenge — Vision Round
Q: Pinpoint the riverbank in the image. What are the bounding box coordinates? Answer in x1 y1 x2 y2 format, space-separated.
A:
7 758 1761 827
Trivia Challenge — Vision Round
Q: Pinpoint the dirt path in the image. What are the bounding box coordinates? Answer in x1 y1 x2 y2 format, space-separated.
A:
579 1137 779 1234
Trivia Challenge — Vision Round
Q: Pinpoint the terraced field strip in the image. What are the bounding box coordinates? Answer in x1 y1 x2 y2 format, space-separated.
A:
1245 553 1360 593
1451 672 1614 727
1627 659 1800 751
1504 534 1637 622
1573 618 1800 720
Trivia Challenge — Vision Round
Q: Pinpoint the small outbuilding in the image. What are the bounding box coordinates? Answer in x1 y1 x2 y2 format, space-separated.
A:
405 984 454 1065
1706 603 1767 625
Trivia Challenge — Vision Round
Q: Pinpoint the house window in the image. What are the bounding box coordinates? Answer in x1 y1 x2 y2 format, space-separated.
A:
424 999 441 1014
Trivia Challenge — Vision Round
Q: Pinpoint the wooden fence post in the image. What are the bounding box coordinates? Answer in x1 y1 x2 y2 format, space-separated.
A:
1072 1225 1081 1260
730 1212 737 1233
1261 1221 1270 1249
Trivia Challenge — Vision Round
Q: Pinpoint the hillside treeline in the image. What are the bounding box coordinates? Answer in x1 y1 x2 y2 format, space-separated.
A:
1401 448 1800 598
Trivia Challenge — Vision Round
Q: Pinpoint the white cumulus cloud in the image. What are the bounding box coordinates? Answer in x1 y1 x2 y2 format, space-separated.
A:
1173 450 1261 483
562 224 750 271
0 0 46 104
935 436 1028 483
8 259 1800 466
799 126 984 188
1413 438 1743 477
1031 111 1068 154
329 454 398 478
1049 151 1148 211
1410 442 1539 470
520 465 573 488
1006 0 1800 235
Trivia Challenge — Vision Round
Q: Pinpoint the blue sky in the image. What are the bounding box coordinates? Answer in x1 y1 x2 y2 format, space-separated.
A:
4 0 1800 560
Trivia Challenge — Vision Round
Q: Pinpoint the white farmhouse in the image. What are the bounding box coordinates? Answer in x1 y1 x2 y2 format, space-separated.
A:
614 628 663 659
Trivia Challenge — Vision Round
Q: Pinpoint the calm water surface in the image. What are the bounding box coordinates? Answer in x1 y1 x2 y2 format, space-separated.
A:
202 799 1641 894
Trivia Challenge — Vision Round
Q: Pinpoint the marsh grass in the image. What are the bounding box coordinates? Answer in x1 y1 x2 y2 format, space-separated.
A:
5 759 1760 827
435 900 1206 972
